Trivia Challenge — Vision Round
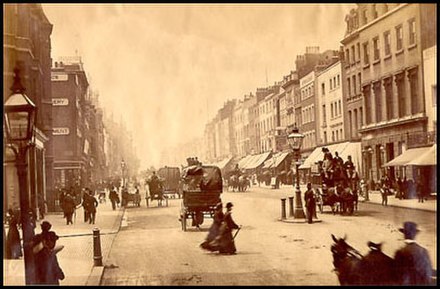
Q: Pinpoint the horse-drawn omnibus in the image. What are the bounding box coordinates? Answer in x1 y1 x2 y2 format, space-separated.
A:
157 166 181 198
179 164 223 231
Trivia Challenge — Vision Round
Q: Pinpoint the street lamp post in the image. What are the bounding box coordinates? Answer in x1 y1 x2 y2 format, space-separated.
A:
4 68 37 285
287 126 306 219
121 159 126 187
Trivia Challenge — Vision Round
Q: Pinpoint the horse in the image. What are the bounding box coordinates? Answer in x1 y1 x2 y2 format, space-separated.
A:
331 234 397 286
238 175 250 192
339 187 356 215
228 175 239 192
315 186 340 215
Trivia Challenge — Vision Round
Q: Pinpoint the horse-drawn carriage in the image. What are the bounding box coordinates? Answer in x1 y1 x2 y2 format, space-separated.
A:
179 165 222 231
146 175 168 207
122 188 141 207
227 173 250 192
311 157 359 216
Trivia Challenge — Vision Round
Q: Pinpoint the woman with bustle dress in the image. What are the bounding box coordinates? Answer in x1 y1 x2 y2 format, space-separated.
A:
200 202 224 251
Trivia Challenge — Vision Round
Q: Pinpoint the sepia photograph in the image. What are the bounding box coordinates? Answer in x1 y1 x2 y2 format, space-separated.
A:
3 3 437 286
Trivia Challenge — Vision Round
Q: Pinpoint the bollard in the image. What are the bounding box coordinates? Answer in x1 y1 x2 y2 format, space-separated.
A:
288 196 294 217
281 198 287 220
93 227 103 266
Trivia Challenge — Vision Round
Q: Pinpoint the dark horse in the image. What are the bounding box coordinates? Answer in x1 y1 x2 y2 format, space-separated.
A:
331 234 396 286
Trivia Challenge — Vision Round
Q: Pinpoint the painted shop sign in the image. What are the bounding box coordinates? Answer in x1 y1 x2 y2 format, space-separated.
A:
53 127 70 135
52 98 69 106
51 73 68 81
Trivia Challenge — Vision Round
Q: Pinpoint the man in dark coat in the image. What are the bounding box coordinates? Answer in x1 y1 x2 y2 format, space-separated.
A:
304 183 316 224
393 221 433 285
109 187 118 210
5 209 22 259
63 194 76 225
87 193 99 224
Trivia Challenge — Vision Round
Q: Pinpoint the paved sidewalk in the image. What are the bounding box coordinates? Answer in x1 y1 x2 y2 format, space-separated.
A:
3 197 125 286
257 184 436 213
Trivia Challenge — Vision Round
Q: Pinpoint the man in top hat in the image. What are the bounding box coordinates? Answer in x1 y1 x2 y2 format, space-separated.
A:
393 221 433 285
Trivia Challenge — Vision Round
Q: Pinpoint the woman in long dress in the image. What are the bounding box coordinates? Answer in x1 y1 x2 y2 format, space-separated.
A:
214 202 240 254
200 202 224 251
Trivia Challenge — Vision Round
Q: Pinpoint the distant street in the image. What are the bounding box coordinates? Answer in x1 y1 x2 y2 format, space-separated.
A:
101 185 436 286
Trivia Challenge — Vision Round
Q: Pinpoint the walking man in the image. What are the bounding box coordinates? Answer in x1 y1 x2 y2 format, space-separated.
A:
63 193 76 225
109 187 118 210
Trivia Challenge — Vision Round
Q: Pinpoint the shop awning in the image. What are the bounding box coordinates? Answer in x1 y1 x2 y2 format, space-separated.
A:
238 155 254 169
263 152 290 169
385 145 435 167
299 142 361 170
406 144 437 166
213 157 233 170
245 152 271 170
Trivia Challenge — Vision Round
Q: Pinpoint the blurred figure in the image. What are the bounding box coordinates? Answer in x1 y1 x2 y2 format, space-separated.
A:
200 202 224 251
214 202 240 254
304 183 316 224
34 231 65 285
5 209 22 259
394 222 433 285
62 194 75 225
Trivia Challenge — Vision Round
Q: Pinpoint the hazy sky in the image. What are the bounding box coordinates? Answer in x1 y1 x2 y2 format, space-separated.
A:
42 3 354 169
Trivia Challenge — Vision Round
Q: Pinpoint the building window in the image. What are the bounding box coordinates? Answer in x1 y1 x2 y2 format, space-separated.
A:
332 131 335 142
351 45 356 63
337 75 340 87
396 73 406 117
347 78 351 97
408 18 416 45
346 49 350 63
408 68 419 114
352 75 357 95
348 110 353 138
363 42 370 64
362 9 367 24
354 109 358 134
374 81 382 122
331 103 334 118
324 131 327 143
384 30 391 56
330 79 333 90
322 83 325 95
336 130 339 141
357 43 361 60
323 104 326 123
338 100 342 116
373 37 380 61
396 25 403 51
358 72 362 94
363 85 372 124
384 77 394 120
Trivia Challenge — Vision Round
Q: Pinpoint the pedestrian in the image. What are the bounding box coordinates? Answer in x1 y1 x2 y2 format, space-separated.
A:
5 209 22 259
200 202 224 251
37 193 46 220
32 220 54 256
62 193 75 225
380 183 389 206
109 187 118 210
304 183 316 224
396 175 403 200
214 202 240 254
87 192 99 224
81 189 90 222
59 189 66 218
393 221 433 285
34 231 65 285
416 179 425 203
